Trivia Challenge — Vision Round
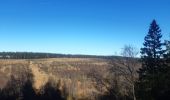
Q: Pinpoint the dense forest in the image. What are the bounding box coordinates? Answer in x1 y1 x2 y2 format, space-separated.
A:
0 52 115 59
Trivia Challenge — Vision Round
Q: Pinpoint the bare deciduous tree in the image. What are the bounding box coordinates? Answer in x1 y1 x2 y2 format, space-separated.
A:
119 45 139 100
88 45 139 100
109 45 139 100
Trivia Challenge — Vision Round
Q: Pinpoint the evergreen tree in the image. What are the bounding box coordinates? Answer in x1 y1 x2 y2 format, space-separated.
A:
160 40 170 99
165 40 170 59
136 20 166 100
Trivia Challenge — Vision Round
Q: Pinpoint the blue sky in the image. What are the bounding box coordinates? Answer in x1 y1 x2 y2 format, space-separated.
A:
0 0 170 55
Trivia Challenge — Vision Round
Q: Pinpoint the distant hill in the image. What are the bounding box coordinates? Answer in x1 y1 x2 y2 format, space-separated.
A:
0 52 119 59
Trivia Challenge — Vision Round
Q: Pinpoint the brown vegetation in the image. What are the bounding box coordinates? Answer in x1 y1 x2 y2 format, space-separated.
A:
0 58 140 100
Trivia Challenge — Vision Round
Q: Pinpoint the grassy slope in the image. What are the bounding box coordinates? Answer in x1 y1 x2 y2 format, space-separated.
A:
0 58 111 99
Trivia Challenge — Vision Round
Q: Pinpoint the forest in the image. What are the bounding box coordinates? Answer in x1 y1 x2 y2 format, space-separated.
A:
0 52 114 59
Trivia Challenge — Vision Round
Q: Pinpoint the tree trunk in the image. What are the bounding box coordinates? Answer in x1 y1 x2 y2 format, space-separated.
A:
132 84 136 100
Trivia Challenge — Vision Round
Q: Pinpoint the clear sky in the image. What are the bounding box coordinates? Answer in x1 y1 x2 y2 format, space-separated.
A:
0 0 170 55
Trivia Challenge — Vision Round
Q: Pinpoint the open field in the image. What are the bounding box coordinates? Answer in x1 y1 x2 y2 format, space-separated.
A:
0 58 113 99
0 58 140 100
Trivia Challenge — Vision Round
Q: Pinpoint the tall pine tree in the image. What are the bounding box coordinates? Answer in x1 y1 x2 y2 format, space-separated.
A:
161 40 170 99
136 20 165 100
165 40 170 59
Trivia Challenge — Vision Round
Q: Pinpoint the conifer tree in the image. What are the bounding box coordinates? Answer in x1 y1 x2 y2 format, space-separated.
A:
161 40 170 99
136 20 165 100
165 40 170 59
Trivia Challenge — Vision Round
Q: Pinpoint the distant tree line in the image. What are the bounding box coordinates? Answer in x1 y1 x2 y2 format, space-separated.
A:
0 52 117 59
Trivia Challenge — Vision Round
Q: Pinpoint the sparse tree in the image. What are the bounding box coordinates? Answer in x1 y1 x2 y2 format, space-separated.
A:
120 45 139 100
108 45 139 100
88 45 139 100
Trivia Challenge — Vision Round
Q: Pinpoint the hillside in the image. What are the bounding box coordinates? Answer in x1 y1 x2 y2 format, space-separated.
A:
0 58 111 99
0 57 140 100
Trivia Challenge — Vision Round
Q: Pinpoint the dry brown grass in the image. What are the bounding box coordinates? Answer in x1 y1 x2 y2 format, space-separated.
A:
0 58 111 100
0 58 140 100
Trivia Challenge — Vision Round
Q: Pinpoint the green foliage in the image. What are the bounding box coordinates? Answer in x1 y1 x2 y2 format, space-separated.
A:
0 52 115 59
165 40 170 60
136 20 167 100
139 20 165 76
